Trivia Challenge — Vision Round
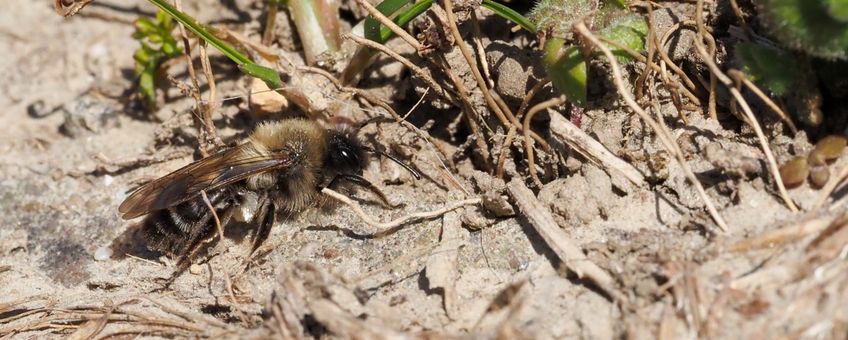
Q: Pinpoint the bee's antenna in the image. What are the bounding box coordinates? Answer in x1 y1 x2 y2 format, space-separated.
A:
365 147 422 180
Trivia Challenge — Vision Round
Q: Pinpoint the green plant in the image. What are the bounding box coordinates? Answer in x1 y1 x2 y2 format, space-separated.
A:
756 0 848 60
340 0 535 84
736 0 848 127
287 0 342 65
735 42 802 96
531 0 648 106
145 0 282 89
133 10 182 108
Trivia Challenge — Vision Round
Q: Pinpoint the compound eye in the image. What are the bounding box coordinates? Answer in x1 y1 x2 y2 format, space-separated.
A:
338 147 359 167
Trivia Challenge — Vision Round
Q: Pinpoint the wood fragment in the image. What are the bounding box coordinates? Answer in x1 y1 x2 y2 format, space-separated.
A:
506 179 623 302
549 112 646 187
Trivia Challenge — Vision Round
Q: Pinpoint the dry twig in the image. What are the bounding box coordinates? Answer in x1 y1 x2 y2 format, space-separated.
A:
321 187 480 237
693 0 798 212
727 70 798 134
344 33 449 101
173 0 221 156
200 190 224 242
549 112 646 187
523 96 565 187
507 180 623 302
574 22 730 232
352 0 421 51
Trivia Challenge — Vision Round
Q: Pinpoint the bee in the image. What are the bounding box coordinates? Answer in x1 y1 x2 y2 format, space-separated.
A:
119 117 419 273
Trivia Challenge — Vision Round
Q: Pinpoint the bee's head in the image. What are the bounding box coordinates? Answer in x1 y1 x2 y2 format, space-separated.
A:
326 124 367 175
324 116 422 180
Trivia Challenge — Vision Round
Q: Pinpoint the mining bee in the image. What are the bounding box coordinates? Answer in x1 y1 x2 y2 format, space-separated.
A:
119 117 420 275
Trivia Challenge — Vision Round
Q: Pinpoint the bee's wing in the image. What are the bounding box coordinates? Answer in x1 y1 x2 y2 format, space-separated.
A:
118 145 297 219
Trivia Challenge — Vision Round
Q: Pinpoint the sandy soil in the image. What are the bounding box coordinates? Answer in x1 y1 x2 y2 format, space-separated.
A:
1 1 847 339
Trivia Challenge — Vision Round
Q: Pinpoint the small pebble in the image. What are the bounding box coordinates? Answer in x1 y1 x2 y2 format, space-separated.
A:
93 246 113 261
810 165 830 189
779 156 809 188
189 263 203 275
813 135 847 161
103 175 114 186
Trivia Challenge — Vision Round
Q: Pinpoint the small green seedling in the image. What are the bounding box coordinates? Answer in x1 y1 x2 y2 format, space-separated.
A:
532 0 647 106
133 10 182 109
144 0 282 89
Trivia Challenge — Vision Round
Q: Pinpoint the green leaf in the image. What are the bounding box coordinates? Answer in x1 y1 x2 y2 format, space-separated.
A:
481 0 535 33
135 18 157 35
138 64 157 106
758 0 848 59
365 0 410 42
239 63 283 90
826 0 848 22
544 38 587 106
598 13 647 63
146 0 252 65
604 0 627 9
161 42 177 56
736 42 801 95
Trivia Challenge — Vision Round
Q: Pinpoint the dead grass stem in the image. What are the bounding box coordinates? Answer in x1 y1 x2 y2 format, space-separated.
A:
575 21 729 232
694 0 798 212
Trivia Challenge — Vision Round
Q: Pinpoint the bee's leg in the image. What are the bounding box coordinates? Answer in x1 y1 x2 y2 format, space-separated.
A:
158 207 234 289
328 174 403 209
249 198 275 255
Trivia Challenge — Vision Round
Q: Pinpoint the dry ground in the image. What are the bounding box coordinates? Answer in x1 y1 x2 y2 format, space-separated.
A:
1 1 847 339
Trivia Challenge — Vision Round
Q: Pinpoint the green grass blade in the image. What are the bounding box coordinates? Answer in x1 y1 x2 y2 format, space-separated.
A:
481 0 535 33
145 0 282 88
365 0 411 42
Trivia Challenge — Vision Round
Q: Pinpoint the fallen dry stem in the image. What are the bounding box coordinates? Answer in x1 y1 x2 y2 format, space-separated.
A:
321 187 480 237
656 21 701 94
575 22 729 232
694 0 797 212
600 35 699 110
495 125 518 179
443 0 517 131
515 79 550 120
344 33 449 101
198 41 223 149
549 112 646 187
439 59 493 167
173 0 217 157
470 11 494 88
507 180 624 302
728 215 832 252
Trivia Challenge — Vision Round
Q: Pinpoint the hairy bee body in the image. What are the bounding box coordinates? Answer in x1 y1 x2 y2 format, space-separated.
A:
121 118 368 263
142 187 235 256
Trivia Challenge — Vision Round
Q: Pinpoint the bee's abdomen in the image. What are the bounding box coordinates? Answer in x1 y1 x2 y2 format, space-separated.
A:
141 188 233 257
